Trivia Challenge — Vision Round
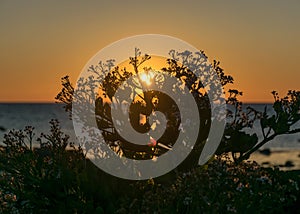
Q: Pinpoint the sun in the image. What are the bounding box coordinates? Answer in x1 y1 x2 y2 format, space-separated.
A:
139 71 154 86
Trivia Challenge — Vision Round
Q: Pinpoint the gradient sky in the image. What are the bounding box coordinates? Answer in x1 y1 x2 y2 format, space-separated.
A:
0 0 299 103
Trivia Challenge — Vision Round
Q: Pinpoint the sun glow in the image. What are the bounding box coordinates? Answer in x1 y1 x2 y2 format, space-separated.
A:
139 71 154 86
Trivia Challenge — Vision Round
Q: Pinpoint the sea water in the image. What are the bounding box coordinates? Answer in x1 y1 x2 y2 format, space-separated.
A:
0 103 75 145
0 103 299 149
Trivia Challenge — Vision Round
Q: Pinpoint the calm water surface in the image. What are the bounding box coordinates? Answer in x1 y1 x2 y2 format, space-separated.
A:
0 103 299 149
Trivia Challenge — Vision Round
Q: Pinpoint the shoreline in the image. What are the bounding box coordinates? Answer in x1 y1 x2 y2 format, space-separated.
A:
250 148 300 171
1 144 300 170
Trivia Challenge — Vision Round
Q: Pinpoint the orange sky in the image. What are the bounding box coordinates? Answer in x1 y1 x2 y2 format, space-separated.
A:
0 1 299 103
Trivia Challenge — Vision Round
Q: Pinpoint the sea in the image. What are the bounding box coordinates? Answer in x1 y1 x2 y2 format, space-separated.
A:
0 103 75 146
0 103 299 149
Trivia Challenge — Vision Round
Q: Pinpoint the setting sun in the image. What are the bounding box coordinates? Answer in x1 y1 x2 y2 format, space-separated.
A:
139 71 154 86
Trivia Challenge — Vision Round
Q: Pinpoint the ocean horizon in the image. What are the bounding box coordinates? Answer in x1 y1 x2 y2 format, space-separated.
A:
0 102 299 149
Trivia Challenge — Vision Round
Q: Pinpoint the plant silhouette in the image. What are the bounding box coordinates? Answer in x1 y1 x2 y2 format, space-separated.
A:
217 89 300 163
57 49 230 168
56 49 300 166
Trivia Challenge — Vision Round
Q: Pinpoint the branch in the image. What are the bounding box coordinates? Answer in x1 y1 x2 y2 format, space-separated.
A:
237 128 300 163
237 133 277 163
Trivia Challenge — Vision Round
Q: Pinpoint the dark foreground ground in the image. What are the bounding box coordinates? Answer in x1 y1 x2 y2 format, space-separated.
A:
1 146 299 213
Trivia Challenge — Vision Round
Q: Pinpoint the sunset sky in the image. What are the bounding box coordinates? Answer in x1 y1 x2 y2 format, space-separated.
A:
0 0 299 103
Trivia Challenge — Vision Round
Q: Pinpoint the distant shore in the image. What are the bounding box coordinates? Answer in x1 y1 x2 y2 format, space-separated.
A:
1 143 300 170
250 148 300 171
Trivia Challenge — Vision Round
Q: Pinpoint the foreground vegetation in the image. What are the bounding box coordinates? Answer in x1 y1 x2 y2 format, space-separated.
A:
0 120 299 213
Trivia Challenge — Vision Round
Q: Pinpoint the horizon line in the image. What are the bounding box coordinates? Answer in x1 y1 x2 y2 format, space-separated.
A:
0 101 274 105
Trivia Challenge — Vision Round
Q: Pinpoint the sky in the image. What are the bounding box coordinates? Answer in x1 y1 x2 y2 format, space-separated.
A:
0 0 299 103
